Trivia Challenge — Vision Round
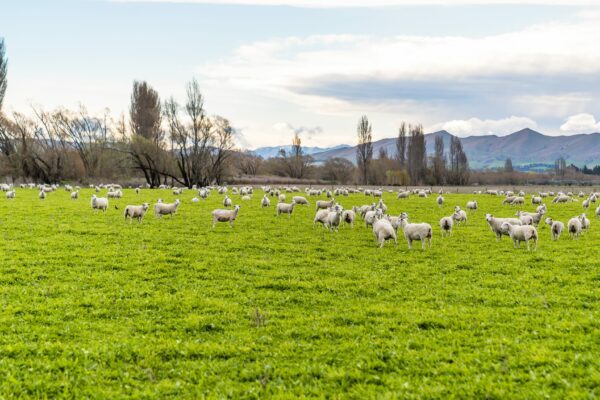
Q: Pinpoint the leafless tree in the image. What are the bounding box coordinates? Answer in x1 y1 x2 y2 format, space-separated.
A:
356 115 373 185
235 151 263 176
407 124 426 184
396 121 407 168
432 135 446 184
0 39 7 111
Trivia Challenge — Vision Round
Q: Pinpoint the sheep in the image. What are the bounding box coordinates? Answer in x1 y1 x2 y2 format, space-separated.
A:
191 197 199 203
452 209 468 225
316 198 335 211
583 199 590 209
292 196 309 206
436 195 444 207
398 214 432 249
276 200 296 218
567 217 582 239
531 196 542 205
536 204 547 214
356 203 375 218
439 216 453 237
39 190 46 200
341 209 355 228
91 195 108 212
485 214 522 240
212 205 240 228
135 187 141 195
278 193 286 202
579 213 590 232
545 217 564 240
518 215 534 225
502 196 516 205
500 222 538 251
511 196 525 206
6 190 15 199
313 209 330 228
376 199 387 213
107 189 122 199
324 206 343 232
397 191 410 199
154 199 181 218
124 203 150 223
70 190 79 200
516 210 545 226
364 208 380 228
223 195 232 208
596 205 600 218
466 200 478 211
552 195 572 204
241 195 252 201
372 215 397 248
261 195 270 207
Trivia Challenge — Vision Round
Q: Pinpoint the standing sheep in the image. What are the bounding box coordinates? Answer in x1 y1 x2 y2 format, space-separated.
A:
452 209 468 225
501 222 538 251
154 199 181 218
212 205 240 228
545 217 564 240
398 214 432 250
579 213 590 232
436 195 444 207
567 217 582 239
39 190 46 200
6 190 15 199
292 196 309 206
372 215 397 248
466 200 478 211
316 198 335 211
485 214 522 240
341 209 355 228
91 195 108 212
276 200 296 218
124 203 150 223
439 216 453 237
70 190 79 200
223 196 232 208
261 195 270 207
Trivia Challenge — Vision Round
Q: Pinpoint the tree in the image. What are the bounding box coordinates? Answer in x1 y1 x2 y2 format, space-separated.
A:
395 121 407 168
378 146 388 160
448 136 469 185
0 39 7 112
432 135 446 184
209 115 235 184
407 124 426 184
277 133 312 179
235 151 263 176
356 115 373 185
321 157 355 184
129 81 164 187
504 158 513 173
554 157 566 177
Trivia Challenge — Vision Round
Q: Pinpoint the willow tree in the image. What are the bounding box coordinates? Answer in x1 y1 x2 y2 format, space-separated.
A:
356 115 373 185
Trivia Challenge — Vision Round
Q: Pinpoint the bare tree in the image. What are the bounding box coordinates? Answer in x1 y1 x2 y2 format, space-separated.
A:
448 136 469 185
321 157 355 184
235 151 263 176
432 135 446 184
396 121 407 168
356 115 373 185
210 115 235 184
407 124 426 184
504 158 513 173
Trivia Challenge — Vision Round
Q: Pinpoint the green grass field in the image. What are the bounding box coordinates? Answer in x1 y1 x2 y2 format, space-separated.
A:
0 188 597 398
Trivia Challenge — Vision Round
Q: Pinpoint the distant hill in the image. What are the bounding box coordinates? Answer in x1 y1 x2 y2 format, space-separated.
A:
250 144 351 159
310 128 600 169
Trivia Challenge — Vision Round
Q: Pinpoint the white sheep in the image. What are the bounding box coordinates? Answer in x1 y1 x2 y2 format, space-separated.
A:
579 213 590 232
436 195 444 207
124 203 150 223
342 209 355 228
278 193 286 202
545 217 564 240
191 197 199 203
500 222 538 251
313 209 330 228
485 214 522 240
276 200 296 218
531 196 542 205
212 205 240 228
241 195 252 201
6 190 15 199
91 194 108 212
261 195 270 207
439 216 453 237
596 205 600 218
466 200 478 211
154 199 180 217
70 190 79 200
292 196 309 205
519 215 533 225
39 190 46 200
364 209 380 228
398 214 432 249
324 206 343 232
567 217 582 239
452 209 468 225
223 195 232 207
316 198 335 211
372 215 397 248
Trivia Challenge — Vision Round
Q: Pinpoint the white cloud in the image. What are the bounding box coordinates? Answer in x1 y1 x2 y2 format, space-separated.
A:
273 122 323 140
113 0 600 6
560 113 600 133
430 116 538 137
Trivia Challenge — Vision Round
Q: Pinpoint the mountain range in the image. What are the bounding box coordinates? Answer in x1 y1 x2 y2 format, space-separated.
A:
252 129 600 170
250 144 351 159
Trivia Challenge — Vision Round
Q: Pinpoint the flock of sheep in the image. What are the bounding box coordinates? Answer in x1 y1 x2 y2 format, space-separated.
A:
1 182 597 251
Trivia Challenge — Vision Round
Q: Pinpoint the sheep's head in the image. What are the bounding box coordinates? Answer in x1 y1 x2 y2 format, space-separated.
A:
485 213 493 222
454 206 460 212
545 217 553 225
500 222 511 231
142 203 150 210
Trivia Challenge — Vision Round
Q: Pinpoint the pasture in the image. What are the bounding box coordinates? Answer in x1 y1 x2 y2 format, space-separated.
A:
0 188 597 398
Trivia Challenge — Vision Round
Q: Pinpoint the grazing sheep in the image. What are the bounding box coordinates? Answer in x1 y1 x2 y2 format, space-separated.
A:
292 196 309 205
39 190 46 200
502 196 516 205
519 215 534 225
313 209 330 228
500 222 538 251
466 200 478 211
453 209 468 225
364 209 380 228
552 195 572 204
135 187 140 194
342 209 355 228
261 195 270 207
583 199 590 209
439 216 453 237
191 197 199 203
545 217 564 240
212 205 240 228
485 214 522 240
91 195 108 212
536 204 547 214
567 217 582 239
398 214 432 250
397 191 410 199
70 190 79 200
531 196 542 205
516 210 545 226
223 196 232 207
107 190 122 199
276 200 296 218
124 203 150 223
372 215 397 248
278 193 286 202
154 199 181 217
436 195 444 207
241 195 252 201
511 196 525 206
6 190 15 199
316 198 335 211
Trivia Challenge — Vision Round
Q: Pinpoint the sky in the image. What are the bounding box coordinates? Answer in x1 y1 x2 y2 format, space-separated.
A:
2 0 600 149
